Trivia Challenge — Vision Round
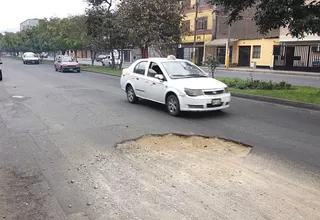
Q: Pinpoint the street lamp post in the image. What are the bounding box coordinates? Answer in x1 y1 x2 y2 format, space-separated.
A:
226 24 231 69
192 0 199 64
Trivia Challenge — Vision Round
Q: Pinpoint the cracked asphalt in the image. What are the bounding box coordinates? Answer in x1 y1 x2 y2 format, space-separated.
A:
0 58 319 219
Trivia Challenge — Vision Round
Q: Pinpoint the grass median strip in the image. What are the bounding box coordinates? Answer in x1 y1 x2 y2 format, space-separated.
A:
81 65 122 76
217 77 320 104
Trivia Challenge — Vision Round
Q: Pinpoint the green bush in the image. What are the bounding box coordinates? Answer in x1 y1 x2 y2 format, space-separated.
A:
221 78 293 90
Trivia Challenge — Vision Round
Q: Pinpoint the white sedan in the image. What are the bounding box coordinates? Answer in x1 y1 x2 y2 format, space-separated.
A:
22 52 40 64
120 55 231 116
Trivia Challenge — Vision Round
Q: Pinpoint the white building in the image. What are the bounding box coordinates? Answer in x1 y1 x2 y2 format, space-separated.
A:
20 19 39 31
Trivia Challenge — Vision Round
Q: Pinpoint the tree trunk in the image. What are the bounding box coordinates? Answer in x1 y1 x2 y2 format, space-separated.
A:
74 50 78 61
141 45 149 58
111 48 115 69
90 50 96 66
119 48 124 69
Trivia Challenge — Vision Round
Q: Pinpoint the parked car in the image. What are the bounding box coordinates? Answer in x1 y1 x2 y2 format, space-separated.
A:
102 55 121 67
22 52 40 64
120 55 230 116
96 54 107 62
54 55 80 73
0 58 3 81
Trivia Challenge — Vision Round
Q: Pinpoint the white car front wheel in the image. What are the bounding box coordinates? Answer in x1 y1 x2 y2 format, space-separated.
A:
126 85 138 104
166 94 181 116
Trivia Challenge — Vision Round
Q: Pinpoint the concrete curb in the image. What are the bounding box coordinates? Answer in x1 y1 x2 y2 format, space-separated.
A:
231 92 320 111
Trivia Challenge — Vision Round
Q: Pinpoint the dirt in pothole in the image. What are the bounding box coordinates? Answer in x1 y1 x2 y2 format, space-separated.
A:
112 134 320 220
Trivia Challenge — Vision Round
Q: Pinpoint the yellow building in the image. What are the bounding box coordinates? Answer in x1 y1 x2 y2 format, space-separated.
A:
205 38 279 68
233 38 279 68
177 0 213 65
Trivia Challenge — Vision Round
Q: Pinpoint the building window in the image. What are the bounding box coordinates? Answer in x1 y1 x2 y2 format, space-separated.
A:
253 46 261 59
196 17 208 30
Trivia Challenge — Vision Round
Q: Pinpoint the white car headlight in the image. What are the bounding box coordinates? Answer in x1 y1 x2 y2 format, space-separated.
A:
224 87 229 93
184 88 203 97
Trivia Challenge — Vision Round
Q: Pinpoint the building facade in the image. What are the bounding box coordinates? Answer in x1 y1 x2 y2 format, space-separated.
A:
205 6 279 68
20 19 40 31
273 1 320 72
177 0 214 65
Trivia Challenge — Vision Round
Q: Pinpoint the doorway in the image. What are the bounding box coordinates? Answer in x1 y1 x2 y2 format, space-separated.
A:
285 46 295 67
197 47 204 66
238 46 251 66
217 46 226 64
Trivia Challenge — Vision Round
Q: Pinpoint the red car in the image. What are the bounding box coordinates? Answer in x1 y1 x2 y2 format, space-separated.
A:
54 55 80 73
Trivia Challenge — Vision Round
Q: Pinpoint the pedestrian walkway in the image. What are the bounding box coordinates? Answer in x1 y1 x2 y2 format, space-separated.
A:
212 66 320 77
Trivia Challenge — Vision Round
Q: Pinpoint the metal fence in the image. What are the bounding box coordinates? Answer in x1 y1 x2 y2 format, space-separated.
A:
273 45 320 72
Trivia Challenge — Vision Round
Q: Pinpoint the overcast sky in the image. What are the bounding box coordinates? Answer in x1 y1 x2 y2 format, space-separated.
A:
0 0 88 33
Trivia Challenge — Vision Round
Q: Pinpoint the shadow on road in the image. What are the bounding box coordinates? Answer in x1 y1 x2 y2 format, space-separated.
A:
130 99 231 119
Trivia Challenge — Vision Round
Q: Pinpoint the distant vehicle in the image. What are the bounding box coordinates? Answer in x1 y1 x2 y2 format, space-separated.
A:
0 58 3 81
54 55 80 73
22 52 40 64
102 55 121 67
96 54 107 62
120 55 231 116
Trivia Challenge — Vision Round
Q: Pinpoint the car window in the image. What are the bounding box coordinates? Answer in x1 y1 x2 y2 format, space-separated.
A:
134 61 148 75
25 53 36 57
161 61 207 79
147 62 164 78
61 57 74 62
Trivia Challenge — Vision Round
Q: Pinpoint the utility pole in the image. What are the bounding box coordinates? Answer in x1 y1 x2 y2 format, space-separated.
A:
226 24 231 69
192 0 199 64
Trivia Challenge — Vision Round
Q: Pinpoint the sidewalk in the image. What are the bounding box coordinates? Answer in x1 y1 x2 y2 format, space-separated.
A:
213 67 320 77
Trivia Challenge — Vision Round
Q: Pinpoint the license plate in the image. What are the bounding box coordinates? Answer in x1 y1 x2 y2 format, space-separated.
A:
69 69 73 71
212 99 221 105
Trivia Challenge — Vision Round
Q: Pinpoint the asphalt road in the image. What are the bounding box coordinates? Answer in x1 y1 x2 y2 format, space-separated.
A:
0 58 320 219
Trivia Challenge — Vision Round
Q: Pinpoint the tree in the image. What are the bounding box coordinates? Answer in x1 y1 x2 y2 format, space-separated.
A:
203 54 219 78
60 15 88 60
209 0 320 38
85 1 113 66
117 0 185 58
112 11 133 68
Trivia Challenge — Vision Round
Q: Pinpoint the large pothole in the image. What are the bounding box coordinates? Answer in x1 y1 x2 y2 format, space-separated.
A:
117 133 252 158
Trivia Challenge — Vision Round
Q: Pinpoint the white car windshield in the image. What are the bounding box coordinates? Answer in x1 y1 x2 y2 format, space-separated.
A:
161 61 207 79
61 57 75 62
25 54 36 57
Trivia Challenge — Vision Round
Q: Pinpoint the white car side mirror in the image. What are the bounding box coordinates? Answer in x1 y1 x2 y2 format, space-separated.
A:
155 74 164 81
